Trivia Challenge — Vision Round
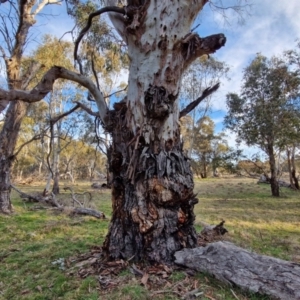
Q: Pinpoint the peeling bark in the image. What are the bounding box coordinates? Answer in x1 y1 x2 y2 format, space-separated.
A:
175 241 300 300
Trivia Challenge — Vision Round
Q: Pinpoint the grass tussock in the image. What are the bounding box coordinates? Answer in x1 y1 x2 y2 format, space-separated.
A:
0 178 299 299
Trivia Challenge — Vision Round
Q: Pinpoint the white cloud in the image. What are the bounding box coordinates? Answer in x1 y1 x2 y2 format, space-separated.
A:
204 0 300 113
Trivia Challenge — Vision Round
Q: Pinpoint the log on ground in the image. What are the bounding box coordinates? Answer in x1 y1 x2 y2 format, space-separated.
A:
174 241 300 300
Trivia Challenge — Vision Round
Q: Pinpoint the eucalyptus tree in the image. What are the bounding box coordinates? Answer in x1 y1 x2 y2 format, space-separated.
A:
225 54 300 196
0 0 64 213
185 116 232 178
0 0 251 263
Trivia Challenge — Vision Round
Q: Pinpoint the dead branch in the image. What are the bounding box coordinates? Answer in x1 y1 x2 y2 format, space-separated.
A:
50 104 80 124
54 207 105 219
11 185 61 207
104 86 128 99
13 132 44 158
63 186 92 208
181 33 226 67
74 101 99 117
12 185 105 219
179 83 220 118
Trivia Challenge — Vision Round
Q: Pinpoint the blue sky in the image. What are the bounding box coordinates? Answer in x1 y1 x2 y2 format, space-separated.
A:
195 0 300 156
1 0 299 157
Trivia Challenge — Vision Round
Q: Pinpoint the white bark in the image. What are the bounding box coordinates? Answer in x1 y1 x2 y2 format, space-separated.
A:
126 1 209 141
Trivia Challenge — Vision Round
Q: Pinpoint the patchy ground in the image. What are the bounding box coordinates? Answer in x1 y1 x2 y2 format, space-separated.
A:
0 178 299 299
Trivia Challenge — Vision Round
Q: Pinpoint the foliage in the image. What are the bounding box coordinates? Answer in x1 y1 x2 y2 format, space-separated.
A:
224 53 300 195
225 54 300 151
182 116 238 177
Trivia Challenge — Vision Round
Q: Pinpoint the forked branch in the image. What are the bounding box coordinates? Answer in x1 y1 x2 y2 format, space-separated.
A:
179 82 220 118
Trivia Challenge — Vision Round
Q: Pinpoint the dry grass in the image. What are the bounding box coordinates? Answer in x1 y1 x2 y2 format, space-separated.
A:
194 177 300 261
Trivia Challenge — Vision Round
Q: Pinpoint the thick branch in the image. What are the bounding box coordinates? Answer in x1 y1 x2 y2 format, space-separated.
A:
32 0 62 16
181 33 226 67
0 66 108 124
179 83 220 118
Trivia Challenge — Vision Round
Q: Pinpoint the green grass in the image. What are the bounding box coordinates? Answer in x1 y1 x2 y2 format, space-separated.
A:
194 177 300 261
0 178 299 299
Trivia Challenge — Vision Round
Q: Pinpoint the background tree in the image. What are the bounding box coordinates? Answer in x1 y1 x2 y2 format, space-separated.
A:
180 56 229 157
0 0 62 213
183 116 234 178
225 54 300 196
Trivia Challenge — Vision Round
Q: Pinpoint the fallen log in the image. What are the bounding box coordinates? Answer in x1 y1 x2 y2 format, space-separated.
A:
52 207 106 219
71 207 105 219
257 176 291 188
174 241 300 300
11 185 58 205
12 185 105 219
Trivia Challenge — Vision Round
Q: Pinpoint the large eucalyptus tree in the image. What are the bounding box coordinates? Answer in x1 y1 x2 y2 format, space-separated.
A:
0 0 227 262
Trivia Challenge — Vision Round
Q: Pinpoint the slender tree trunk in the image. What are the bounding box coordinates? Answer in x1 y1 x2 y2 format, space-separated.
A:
102 0 225 262
286 147 296 189
52 134 61 195
290 145 299 190
268 144 280 197
0 101 28 213
200 153 208 178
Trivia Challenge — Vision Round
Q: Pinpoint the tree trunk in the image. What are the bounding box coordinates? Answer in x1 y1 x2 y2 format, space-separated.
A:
0 101 28 213
52 141 60 194
290 146 299 190
201 154 208 178
286 147 296 189
175 241 300 300
103 93 198 262
102 1 225 262
268 144 280 197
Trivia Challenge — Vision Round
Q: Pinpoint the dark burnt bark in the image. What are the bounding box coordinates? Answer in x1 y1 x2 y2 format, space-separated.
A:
103 102 198 263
